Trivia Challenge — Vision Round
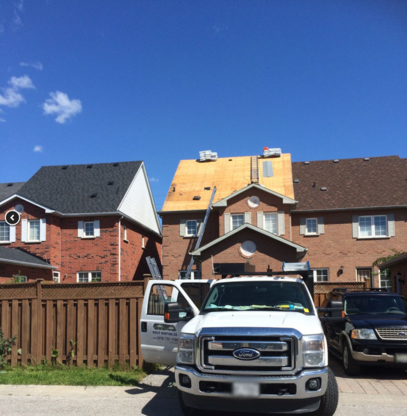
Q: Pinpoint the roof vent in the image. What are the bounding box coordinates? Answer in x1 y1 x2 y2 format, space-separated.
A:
363 158 370 161
312 182 316 188
263 147 282 158
87 165 93 169
199 150 218 162
62 166 69 170
204 187 211 190
333 159 339 163
193 196 201 200
7 183 13 187
320 187 327 191
108 181 114 186
113 163 119 167
304 161 310 165
293 179 300 183
228 159 232 161
90 193 97 198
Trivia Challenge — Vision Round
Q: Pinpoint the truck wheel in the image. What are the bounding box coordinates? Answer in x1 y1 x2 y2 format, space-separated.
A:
178 390 200 416
342 342 361 376
309 367 339 416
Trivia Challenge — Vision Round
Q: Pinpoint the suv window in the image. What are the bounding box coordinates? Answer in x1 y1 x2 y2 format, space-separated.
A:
344 295 407 316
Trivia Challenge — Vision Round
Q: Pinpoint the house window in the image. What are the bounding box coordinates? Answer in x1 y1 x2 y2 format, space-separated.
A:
77 271 102 282
264 213 277 234
53 272 60 283
379 269 391 289
123 225 128 241
312 269 329 282
12 274 27 283
84 221 95 237
231 214 244 230
179 270 202 280
359 215 387 238
185 220 198 237
306 218 318 235
357 268 372 286
28 220 40 241
0 222 10 242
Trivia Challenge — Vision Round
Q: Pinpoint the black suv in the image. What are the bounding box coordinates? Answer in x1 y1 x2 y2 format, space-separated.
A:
319 289 407 375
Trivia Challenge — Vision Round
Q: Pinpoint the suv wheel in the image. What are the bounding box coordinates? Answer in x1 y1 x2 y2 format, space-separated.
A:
342 341 361 376
309 367 339 416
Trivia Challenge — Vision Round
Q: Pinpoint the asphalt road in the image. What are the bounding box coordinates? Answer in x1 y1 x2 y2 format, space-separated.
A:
2 390 407 416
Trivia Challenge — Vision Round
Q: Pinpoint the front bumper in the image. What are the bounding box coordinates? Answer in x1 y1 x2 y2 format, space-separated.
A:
351 339 407 364
176 365 327 399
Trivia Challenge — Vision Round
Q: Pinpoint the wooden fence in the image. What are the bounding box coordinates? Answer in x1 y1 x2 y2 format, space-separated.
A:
0 279 149 368
313 282 366 307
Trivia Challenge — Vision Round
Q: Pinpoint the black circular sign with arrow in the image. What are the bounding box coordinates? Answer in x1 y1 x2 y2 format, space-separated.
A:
5 210 20 226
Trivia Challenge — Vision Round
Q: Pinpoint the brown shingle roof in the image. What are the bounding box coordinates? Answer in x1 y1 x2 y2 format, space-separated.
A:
292 156 407 211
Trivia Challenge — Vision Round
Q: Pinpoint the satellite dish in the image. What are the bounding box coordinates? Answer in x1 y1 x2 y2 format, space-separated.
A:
15 204 24 214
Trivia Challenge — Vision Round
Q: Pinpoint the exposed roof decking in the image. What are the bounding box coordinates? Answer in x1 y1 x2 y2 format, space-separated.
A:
161 154 294 212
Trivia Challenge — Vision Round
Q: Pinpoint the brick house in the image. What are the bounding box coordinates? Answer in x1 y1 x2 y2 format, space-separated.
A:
0 162 162 283
160 152 407 287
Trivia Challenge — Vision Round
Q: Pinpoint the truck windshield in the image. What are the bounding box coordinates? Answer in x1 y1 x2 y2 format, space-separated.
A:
344 295 407 315
202 281 314 314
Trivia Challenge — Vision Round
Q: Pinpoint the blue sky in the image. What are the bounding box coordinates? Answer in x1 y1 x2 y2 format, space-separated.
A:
1 0 407 210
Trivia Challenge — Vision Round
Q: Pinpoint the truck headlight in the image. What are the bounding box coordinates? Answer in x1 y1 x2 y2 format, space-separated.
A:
302 335 326 368
177 334 195 365
351 329 377 340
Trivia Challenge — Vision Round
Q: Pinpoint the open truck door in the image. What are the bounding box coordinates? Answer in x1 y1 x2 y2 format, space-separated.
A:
140 280 211 366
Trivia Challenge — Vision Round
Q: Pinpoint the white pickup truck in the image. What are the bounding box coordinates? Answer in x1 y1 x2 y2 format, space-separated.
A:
140 276 338 415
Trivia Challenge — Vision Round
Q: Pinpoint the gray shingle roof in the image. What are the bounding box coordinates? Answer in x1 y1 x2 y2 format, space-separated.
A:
17 161 142 213
0 182 25 202
292 156 407 211
0 246 55 268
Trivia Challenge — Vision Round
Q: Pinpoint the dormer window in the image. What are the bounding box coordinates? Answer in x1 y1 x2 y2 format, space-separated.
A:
186 220 198 237
231 214 244 230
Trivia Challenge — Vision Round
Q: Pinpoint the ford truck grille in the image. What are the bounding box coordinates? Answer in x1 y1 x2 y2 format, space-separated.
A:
376 328 407 341
199 336 295 374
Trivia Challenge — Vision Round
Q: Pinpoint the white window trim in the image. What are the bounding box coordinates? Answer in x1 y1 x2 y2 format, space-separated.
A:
185 219 198 237
230 214 245 230
123 225 128 241
312 268 329 282
83 221 95 238
141 236 145 249
379 269 391 289
263 213 278 234
305 218 318 236
358 215 388 239
53 271 61 283
27 219 41 242
0 221 10 243
77 271 102 283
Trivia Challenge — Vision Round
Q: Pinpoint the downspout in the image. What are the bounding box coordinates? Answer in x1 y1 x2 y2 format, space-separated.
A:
118 216 123 282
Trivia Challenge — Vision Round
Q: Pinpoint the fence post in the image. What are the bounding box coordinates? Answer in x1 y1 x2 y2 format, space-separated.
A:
143 275 151 295
36 279 43 364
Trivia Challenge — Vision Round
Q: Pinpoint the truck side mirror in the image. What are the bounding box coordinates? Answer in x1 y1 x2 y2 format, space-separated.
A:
164 302 193 323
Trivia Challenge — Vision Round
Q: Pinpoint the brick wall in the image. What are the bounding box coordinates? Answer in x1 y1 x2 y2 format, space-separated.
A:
1 199 162 283
0 264 52 282
292 208 407 286
199 228 298 278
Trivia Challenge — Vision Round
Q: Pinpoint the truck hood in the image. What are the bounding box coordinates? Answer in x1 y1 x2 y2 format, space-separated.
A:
182 311 323 337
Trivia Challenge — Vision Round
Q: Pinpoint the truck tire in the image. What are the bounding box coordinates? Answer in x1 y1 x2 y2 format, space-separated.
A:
178 390 201 416
342 341 361 376
309 367 338 416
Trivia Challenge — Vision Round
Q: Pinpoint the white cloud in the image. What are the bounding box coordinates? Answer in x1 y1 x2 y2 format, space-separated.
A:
33 145 43 152
149 177 159 182
12 1 24 30
0 75 35 109
20 61 43 71
43 91 82 124
0 118 5 122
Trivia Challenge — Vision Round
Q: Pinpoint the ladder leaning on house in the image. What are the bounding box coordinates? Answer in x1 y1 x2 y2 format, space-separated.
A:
185 186 217 279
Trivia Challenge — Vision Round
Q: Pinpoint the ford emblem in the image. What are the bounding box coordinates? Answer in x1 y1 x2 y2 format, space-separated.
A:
398 332 406 336
233 348 261 361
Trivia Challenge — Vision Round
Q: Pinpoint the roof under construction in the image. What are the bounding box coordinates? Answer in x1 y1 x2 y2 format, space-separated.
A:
161 153 294 212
